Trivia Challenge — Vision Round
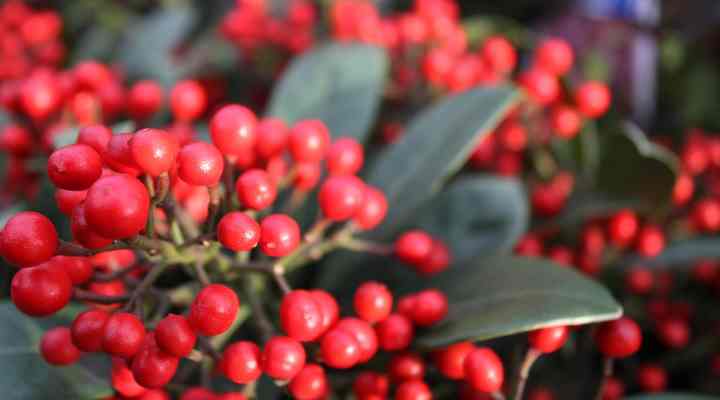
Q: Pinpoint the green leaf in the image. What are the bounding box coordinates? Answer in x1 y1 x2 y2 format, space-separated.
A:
597 122 678 206
0 303 112 399
623 394 720 400
416 175 528 261
117 7 195 86
618 237 720 269
415 255 622 348
365 85 520 239
266 43 388 142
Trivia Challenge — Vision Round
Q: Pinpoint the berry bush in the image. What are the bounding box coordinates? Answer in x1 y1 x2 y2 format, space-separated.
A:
0 1 718 399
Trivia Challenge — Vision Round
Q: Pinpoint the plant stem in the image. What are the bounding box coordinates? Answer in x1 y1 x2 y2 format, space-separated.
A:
593 357 614 400
73 288 131 304
341 238 394 256
93 264 140 282
57 240 131 256
513 349 541 400
194 260 211 286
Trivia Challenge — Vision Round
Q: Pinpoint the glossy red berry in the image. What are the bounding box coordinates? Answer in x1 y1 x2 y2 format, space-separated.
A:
130 128 179 177
575 81 611 118
289 364 328 400
40 327 81 366
50 255 93 285
11 263 71 316
76 124 112 154
55 189 88 216
103 312 146 358
280 290 325 342
105 133 142 175
188 284 240 336
170 80 207 122
137 390 172 400
217 212 260 252
289 120 330 163
602 377 625 400
534 38 574 76
625 267 654 295
352 185 388 230
294 162 322 190
221 341 262 384
177 142 224 186
318 175 365 221
327 137 364 175
71 308 110 352
262 336 306 381
528 326 569 353
607 209 638 247
416 240 451 275
673 173 694 206
128 80 164 121
464 347 504 393
390 352 425 382
310 290 340 334
395 379 432 400
550 104 582 139
692 198 720 232
335 317 379 362
210 104 257 157
422 47 455 86
47 144 103 190
433 341 475 379
321 327 361 369
255 118 288 159
353 372 389 399
410 289 448 327
395 230 433 265
481 35 517 74
131 334 180 389
179 387 216 400
637 364 667 393
70 203 113 249
236 169 277 210
112 358 147 398
259 214 301 257
375 313 414 351
84 174 150 239
354 281 393 324
656 318 690 349
595 317 642 358
155 314 196 357
1 211 58 267
0 124 32 156
518 68 560 105
636 225 665 258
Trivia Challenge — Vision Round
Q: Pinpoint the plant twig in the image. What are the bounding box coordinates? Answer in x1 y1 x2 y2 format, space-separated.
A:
73 288 131 304
593 358 614 400
513 348 541 400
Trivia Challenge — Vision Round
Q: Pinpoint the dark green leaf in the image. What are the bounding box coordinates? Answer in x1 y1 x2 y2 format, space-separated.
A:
415 255 622 348
365 85 520 239
597 122 678 206
618 237 720 269
623 394 720 400
266 43 388 142
416 175 528 261
0 303 111 399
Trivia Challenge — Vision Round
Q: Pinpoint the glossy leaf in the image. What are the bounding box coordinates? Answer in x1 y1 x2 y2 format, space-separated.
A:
365 85 520 239
618 237 720 269
0 303 111 399
415 256 622 348
266 43 389 142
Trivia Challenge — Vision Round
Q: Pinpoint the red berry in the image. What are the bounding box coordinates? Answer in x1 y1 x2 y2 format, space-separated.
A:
321 328 361 369
70 202 113 249
318 175 365 221
464 347 504 393
518 68 559 105
353 372 389 398
550 104 582 139
352 185 388 230
20 75 60 120
390 352 425 382
180 387 216 400
673 173 694 206
528 325 568 353
1 211 58 267
71 308 110 352
255 118 288 159
496 120 527 152
327 137 364 175
410 289 448 327
112 358 147 398
625 267 654 295
432 341 475 379
514 234 544 257
607 209 638 247
289 364 328 400
602 377 625 400
40 327 81 365
294 161 322 190
481 35 517 74
416 239 452 275
575 81 611 118
262 336 306 381
692 198 720 232
52 255 93 285
103 312 146 358
335 317 379 362
354 281 393 324
217 211 260 252
236 169 277 210
170 80 207 122
0 124 32 156
177 142 224 186
310 290 340 334
210 104 257 157
280 290 325 342
130 128 179 177
84 174 150 239
534 38 574 76
220 341 262 384
395 230 433 265
423 47 455 86
137 390 172 400
76 124 112 154
188 284 240 336
105 133 141 175
131 334 180 388
656 318 690 349
637 364 667 393
155 314 196 357
375 313 414 351
259 214 301 257
128 80 164 121
289 120 330 163
395 379 432 400
636 225 665 258
595 317 642 358
11 263 71 316
55 189 87 216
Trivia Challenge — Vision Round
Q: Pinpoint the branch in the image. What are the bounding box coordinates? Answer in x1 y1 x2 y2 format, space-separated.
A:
73 288 131 304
